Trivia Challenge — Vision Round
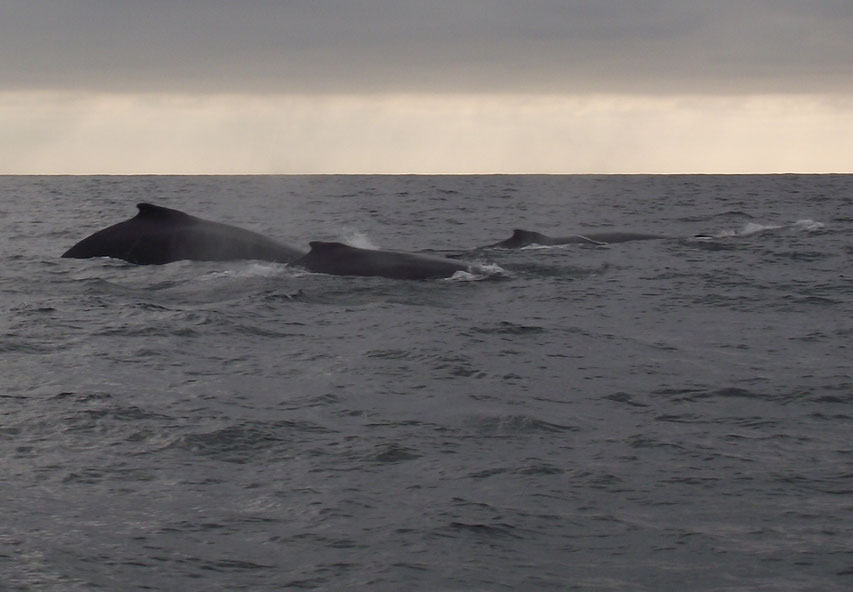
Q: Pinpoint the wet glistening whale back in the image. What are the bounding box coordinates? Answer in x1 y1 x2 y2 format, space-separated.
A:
61 203 305 265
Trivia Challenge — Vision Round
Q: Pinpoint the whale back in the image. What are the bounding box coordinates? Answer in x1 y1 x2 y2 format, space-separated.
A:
294 241 468 279
485 228 667 249
490 229 552 248
62 203 304 264
134 202 197 223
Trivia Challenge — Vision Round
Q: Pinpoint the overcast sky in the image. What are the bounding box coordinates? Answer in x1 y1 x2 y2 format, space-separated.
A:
2 1 852 173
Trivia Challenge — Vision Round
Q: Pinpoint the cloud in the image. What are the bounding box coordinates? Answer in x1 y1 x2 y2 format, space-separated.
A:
3 92 851 174
2 1 852 94
4 3 851 173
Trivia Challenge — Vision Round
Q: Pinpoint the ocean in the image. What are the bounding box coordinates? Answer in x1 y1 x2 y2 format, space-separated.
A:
1 174 851 591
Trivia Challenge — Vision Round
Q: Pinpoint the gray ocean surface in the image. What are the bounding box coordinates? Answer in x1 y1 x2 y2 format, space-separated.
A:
1 174 851 591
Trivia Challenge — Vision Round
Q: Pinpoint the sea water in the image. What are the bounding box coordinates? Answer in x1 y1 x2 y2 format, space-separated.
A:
1 175 851 590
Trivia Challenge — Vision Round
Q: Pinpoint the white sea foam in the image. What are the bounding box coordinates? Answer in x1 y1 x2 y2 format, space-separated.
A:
791 219 825 231
740 222 784 235
203 262 287 280
715 219 826 238
446 262 509 281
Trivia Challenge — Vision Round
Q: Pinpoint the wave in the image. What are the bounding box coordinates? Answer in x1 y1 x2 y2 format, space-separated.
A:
710 219 825 238
202 262 289 280
447 262 509 282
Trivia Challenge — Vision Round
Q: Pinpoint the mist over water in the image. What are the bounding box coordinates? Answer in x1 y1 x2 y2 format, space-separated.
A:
2 175 851 591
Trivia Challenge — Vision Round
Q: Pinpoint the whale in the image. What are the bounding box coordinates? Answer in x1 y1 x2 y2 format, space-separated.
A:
62 203 305 265
485 229 668 249
293 242 472 280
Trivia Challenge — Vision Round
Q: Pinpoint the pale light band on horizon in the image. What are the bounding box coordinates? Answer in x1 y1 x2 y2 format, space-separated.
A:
2 92 851 175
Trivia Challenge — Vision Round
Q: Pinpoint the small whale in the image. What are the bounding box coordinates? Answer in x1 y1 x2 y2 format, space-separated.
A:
293 242 472 280
485 229 668 249
62 203 305 265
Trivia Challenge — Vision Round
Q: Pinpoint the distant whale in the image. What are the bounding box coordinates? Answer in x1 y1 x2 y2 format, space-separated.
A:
62 203 305 265
293 242 472 280
485 229 668 249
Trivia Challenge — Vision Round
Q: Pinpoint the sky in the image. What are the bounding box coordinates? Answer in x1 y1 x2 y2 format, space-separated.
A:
2 1 852 174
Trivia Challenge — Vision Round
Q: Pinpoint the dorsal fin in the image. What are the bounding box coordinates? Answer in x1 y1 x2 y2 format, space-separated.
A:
135 203 195 221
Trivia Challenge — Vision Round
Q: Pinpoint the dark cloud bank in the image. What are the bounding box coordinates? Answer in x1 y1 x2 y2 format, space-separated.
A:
3 1 852 94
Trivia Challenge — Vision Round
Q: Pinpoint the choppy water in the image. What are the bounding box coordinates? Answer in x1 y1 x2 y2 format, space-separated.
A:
2 175 851 591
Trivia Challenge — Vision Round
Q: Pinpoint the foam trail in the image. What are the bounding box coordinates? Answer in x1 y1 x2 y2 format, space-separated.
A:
791 219 824 231
740 222 783 235
446 263 509 282
203 262 288 280
715 220 827 237
714 222 782 238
